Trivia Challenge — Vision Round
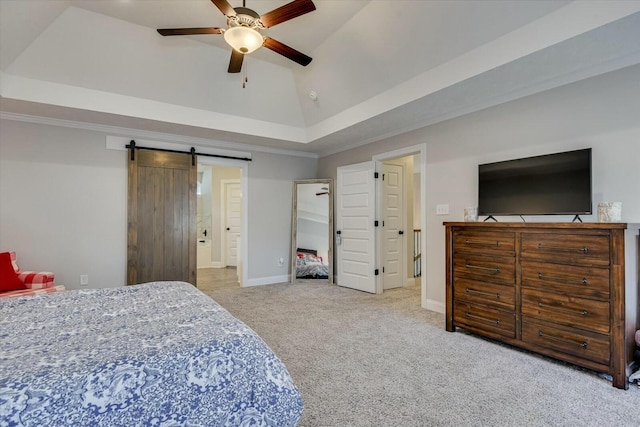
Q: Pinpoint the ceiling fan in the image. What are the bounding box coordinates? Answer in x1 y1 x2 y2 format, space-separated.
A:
157 0 316 73
316 187 329 196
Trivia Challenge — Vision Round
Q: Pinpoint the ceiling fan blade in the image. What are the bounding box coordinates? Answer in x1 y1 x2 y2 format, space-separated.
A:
211 0 236 16
228 49 244 73
260 0 316 28
157 27 222 36
263 37 312 66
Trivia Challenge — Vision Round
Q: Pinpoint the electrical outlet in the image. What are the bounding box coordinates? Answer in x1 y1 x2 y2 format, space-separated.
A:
277 257 285 266
80 275 89 286
436 204 450 215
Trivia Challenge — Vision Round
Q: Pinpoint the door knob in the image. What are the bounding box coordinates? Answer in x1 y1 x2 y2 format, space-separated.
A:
226 227 230 231
336 230 341 235
399 230 404 235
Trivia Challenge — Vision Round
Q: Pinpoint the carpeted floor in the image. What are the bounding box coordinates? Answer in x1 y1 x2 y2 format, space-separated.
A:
197 268 640 427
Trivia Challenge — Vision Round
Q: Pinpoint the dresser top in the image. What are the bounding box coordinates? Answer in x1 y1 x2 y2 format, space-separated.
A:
443 222 628 230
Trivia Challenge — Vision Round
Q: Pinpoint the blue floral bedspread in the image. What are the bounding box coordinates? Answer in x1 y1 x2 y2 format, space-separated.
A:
0 281 303 426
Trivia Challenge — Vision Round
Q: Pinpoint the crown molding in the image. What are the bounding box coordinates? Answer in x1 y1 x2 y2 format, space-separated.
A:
0 111 318 159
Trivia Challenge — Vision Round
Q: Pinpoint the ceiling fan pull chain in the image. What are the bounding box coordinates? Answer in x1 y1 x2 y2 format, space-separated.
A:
157 0 315 73
242 60 248 88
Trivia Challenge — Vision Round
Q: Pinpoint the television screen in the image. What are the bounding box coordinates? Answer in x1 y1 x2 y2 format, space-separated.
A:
478 148 592 216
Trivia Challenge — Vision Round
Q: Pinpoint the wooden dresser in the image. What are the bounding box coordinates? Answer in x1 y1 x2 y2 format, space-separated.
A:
444 222 638 389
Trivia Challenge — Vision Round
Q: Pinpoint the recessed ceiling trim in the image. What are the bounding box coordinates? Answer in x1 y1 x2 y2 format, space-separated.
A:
0 71 309 144
306 1 640 143
0 111 319 159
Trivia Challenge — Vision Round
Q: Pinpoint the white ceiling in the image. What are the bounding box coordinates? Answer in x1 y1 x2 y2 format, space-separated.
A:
1 0 639 157
297 182 329 222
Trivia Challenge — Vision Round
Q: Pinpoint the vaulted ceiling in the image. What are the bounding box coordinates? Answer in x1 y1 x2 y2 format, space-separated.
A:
1 1 639 156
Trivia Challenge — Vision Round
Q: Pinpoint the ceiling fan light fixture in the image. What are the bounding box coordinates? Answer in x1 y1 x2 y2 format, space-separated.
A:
223 26 263 54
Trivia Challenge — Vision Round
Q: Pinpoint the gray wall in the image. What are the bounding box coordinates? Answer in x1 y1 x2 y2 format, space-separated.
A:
318 64 640 311
0 119 317 288
209 165 241 266
246 151 318 284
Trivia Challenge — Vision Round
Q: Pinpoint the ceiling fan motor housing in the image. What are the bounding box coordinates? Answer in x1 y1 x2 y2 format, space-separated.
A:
157 0 315 72
225 7 264 54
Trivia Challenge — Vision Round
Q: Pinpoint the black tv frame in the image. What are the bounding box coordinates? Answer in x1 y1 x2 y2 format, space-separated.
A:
478 148 592 220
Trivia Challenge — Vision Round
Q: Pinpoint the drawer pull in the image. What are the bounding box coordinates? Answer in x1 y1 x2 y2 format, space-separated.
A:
465 239 501 247
537 302 588 316
465 263 501 274
537 243 588 253
465 287 500 299
538 330 588 348
465 311 501 325
537 272 588 285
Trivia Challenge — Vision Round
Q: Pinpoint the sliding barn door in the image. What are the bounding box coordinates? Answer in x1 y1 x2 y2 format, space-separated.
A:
127 150 197 285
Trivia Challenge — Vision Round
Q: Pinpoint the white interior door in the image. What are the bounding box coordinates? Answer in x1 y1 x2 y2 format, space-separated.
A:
224 181 241 267
336 161 377 293
382 162 405 290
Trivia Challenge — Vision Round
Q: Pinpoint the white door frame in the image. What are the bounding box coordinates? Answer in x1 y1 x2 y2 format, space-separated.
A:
372 143 427 303
197 158 248 287
336 161 378 294
221 179 241 268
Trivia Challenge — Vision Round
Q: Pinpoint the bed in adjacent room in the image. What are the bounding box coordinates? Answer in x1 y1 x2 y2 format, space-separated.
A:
0 281 303 426
295 248 329 279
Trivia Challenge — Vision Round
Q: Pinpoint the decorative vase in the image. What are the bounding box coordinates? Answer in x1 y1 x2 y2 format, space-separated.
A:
464 207 478 222
597 202 622 222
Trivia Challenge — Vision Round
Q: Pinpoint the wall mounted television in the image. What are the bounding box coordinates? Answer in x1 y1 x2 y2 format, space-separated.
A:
478 148 592 218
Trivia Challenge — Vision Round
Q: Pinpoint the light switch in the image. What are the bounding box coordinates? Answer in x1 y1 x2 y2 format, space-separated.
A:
436 204 449 215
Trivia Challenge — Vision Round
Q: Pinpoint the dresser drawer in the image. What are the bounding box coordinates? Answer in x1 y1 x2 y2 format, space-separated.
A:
453 230 515 256
453 278 515 311
521 261 610 299
521 288 610 334
521 233 610 266
522 318 610 365
454 301 515 338
453 254 515 285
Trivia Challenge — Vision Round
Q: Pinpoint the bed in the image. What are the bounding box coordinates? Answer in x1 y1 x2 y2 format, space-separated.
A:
295 248 329 279
0 281 303 426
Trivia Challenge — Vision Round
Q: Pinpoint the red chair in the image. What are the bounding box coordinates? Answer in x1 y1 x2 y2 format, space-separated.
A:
630 330 640 383
0 251 65 298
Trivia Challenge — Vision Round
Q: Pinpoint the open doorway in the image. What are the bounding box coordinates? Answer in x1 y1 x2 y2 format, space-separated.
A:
336 143 426 301
196 159 247 288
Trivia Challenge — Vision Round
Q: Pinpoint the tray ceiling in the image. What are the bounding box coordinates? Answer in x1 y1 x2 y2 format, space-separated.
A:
1 1 639 156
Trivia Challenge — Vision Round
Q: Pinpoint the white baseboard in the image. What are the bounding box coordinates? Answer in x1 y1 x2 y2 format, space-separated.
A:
406 276 419 286
424 299 445 314
244 274 290 287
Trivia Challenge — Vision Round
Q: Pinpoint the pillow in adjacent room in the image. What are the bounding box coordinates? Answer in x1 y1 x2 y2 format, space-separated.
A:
0 251 25 292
